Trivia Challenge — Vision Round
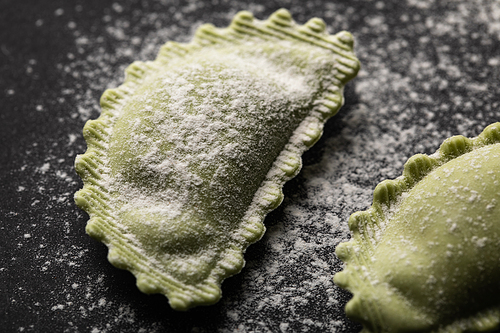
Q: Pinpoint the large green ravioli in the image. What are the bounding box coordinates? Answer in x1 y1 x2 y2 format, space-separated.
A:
75 9 359 310
335 123 500 332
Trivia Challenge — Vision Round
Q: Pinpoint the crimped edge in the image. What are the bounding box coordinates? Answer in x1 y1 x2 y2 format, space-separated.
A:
75 8 360 311
334 122 500 332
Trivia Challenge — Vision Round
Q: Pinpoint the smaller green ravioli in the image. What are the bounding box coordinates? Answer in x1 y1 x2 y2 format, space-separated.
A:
335 123 500 332
75 9 359 310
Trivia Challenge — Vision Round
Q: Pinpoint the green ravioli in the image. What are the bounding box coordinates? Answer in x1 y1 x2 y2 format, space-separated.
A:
335 123 500 332
75 9 359 310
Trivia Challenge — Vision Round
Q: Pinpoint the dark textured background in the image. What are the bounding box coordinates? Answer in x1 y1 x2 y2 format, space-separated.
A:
1 0 499 332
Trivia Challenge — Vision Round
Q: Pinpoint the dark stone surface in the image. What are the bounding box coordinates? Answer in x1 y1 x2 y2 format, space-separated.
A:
1 0 499 332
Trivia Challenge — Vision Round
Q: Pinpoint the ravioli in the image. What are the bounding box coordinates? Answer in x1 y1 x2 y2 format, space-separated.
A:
74 9 359 310
335 123 500 332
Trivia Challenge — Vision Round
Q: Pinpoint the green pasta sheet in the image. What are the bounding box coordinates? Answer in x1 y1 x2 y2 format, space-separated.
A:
335 122 500 332
75 9 359 310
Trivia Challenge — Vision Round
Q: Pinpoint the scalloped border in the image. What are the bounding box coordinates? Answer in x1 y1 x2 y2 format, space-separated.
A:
75 8 360 310
334 122 500 332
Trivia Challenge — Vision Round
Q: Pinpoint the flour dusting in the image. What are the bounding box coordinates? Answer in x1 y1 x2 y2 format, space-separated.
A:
3 0 500 332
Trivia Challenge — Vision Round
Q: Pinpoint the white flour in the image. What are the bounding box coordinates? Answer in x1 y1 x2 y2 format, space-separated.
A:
5 0 500 332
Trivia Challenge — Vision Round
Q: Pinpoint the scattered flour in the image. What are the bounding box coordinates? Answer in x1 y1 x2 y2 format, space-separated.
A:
4 0 499 332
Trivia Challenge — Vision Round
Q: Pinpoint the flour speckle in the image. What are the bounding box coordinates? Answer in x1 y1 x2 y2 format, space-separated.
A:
4 0 499 332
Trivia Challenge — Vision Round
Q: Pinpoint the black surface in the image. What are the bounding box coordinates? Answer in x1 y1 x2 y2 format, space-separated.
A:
1 0 499 332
